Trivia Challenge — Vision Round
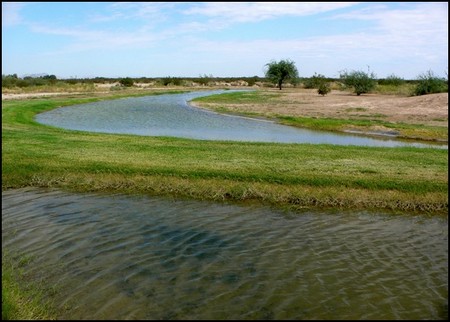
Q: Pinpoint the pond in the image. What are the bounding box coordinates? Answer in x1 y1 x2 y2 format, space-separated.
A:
2 188 448 319
35 90 446 149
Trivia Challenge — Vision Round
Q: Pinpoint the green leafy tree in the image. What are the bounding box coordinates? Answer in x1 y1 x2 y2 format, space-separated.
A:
340 69 376 95
264 59 299 90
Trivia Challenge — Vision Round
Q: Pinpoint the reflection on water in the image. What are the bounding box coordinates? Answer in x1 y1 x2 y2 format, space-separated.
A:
2 188 447 319
35 90 446 149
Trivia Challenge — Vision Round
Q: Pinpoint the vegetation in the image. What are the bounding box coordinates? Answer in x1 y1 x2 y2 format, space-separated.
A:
192 91 447 142
302 73 332 96
119 77 134 87
378 74 405 86
2 89 447 319
2 253 57 320
2 93 447 214
413 70 448 96
264 59 299 90
3 70 448 97
340 69 377 95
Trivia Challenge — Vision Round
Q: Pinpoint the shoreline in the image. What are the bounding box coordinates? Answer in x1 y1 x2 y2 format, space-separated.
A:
2 92 447 215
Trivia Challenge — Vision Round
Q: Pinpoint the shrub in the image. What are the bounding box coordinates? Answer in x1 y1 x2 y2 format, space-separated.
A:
246 76 259 86
413 70 448 96
317 82 331 96
160 77 183 86
339 69 377 95
303 73 327 89
2 74 18 88
119 77 134 87
378 74 405 86
196 74 213 86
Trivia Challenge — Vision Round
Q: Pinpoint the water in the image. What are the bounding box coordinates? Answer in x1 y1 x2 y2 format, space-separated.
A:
35 90 446 149
2 188 448 319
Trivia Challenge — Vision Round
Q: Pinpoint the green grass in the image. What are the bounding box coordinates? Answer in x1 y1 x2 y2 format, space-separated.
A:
191 91 448 142
373 83 417 95
277 115 448 141
2 92 448 214
2 90 448 319
2 252 57 320
193 90 281 104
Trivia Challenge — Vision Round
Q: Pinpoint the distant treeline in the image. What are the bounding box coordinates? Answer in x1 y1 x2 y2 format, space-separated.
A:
2 72 448 96
1 73 420 87
2 74 271 88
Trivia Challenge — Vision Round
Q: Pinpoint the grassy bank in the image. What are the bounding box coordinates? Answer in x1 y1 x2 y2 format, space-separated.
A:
2 92 448 214
191 91 448 142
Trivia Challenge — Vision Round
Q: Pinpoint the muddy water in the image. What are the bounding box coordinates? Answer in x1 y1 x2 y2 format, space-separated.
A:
2 188 448 319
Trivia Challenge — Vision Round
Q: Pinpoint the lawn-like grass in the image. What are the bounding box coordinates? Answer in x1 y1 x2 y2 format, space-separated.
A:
2 91 447 214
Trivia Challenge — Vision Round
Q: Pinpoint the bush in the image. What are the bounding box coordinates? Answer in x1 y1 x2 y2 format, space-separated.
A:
413 70 447 96
303 73 327 89
196 74 213 86
160 77 182 86
119 77 134 87
378 74 405 86
340 69 377 95
2 74 18 88
317 82 331 96
246 76 259 86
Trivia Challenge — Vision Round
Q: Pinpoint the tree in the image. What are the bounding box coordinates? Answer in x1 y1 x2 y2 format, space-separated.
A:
264 59 299 90
339 69 376 95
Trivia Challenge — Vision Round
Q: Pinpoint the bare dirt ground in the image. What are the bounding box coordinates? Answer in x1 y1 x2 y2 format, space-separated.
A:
194 88 448 128
1 92 88 100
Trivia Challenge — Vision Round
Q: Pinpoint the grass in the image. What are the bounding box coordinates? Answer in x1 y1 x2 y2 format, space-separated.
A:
276 115 447 141
2 89 448 319
373 83 417 95
193 90 281 104
2 252 57 320
2 92 448 214
191 90 448 142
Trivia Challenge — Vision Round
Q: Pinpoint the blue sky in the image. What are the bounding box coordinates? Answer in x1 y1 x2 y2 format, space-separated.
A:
2 2 448 79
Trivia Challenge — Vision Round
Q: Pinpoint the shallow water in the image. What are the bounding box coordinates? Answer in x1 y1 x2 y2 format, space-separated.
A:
2 188 448 319
35 90 446 149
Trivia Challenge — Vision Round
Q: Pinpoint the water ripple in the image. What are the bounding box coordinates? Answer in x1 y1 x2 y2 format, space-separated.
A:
2 188 448 320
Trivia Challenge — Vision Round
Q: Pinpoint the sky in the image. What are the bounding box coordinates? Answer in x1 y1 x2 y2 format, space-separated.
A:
2 1 448 80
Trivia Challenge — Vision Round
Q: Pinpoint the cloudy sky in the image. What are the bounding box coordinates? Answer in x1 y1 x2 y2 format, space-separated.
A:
2 2 448 79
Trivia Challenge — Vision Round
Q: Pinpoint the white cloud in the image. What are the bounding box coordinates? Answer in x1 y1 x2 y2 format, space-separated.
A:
2 2 25 27
332 2 447 42
89 2 175 24
183 2 359 23
4 2 447 78
29 23 160 53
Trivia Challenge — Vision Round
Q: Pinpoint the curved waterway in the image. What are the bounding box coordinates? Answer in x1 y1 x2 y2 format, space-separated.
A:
2 188 447 320
35 90 446 148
